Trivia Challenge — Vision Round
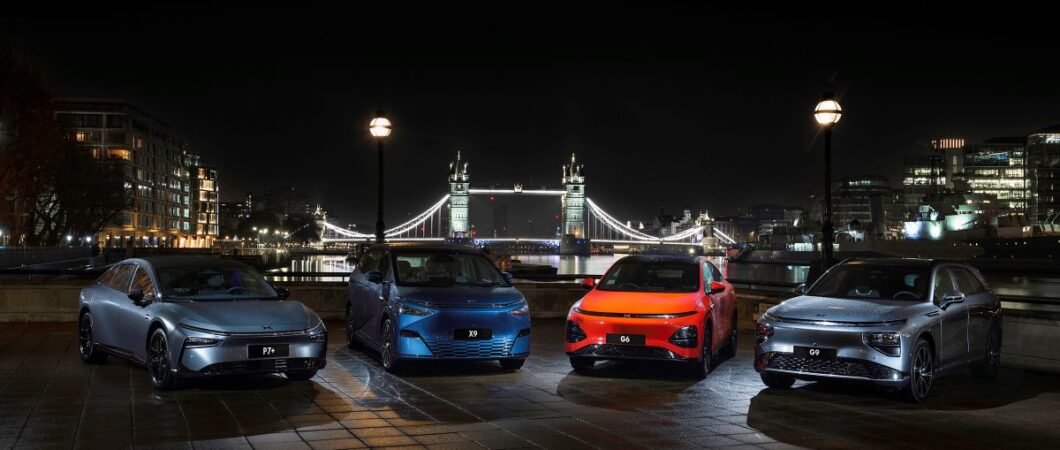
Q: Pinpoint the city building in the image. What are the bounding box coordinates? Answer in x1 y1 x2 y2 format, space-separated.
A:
963 137 1028 212
260 185 314 219
832 175 899 239
54 98 218 248
1027 124 1060 226
931 137 965 189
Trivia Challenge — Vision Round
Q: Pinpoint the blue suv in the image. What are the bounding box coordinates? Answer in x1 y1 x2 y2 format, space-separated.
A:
345 243 531 371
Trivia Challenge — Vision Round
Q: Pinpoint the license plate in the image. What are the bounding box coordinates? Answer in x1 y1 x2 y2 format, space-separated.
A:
795 346 837 359
606 333 645 345
453 328 492 340
248 344 289 358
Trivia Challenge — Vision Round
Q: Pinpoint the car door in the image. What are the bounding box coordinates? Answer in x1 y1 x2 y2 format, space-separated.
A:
703 260 732 351
951 267 992 361
95 264 136 348
347 251 377 333
362 248 392 346
120 265 159 361
933 265 969 368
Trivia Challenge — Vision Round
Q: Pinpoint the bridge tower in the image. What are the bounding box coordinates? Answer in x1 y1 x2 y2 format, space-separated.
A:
560 153 591 255
448 151 471 238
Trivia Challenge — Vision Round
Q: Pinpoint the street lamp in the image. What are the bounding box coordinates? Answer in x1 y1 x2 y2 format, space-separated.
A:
370 110 392 244
814 90 842 266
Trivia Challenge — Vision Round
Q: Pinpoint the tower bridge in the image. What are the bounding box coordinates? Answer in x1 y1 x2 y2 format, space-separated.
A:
320 152 737 254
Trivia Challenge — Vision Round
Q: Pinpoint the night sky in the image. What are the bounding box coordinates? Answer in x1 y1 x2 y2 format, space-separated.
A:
4 6 1060 234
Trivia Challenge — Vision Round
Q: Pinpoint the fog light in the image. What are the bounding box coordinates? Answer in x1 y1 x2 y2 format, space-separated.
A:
669 325 698 348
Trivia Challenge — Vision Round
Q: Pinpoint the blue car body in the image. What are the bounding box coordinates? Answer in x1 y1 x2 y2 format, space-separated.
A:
345 243 531 370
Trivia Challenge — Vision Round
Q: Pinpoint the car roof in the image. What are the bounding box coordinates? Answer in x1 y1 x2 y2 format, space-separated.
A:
842 257 970 268
616 254 701 264
127 255 255 270
369 242 484 253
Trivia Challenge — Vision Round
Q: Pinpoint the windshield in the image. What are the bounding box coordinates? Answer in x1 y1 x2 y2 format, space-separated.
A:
807 264 930 301
392 250 507 287
157 265 279 300
597 260 700 293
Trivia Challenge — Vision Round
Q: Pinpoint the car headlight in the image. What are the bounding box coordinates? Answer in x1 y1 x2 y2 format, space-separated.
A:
755 321 774 345
509 303 530 317
306 321 327 342
398 303 435 317
184 336 220 347
669 325 698 348
863 331 901 356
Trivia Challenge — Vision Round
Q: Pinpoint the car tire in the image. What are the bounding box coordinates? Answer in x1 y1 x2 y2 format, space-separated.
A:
380 317 401 373
760 372 795 389
78 313 108 364
569 356 594 373
900 338 934 403
690 321 713 379
500 359 526 370
971 325 1001 379
346 305 362 350
721 313 738 359
147 328 180 391
286 369 318 381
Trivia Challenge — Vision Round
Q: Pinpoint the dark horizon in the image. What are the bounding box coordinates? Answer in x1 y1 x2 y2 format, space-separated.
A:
4 5 1060 232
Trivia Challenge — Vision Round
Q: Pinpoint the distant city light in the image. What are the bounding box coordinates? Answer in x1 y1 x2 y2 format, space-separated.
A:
65 235 72 242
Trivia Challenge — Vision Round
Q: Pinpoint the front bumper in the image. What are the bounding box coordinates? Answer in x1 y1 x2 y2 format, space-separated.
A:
395 305 531 360
564 311 703 361
754 319 909 386
176 329 328 376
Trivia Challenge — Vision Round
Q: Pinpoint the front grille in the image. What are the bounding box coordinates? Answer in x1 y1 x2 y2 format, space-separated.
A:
573 344 683 360
424 337 515 358
199 357 319 375
765 353 899 380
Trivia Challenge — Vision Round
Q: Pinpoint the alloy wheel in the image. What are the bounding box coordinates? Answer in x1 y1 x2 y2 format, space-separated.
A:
79 315 93 358
381 319 393 369
911 344 933 400
148 333 170 386
986 330 1001 371
346 306 356 345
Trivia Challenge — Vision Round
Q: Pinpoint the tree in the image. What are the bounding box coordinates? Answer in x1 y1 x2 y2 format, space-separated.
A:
283 212 321 245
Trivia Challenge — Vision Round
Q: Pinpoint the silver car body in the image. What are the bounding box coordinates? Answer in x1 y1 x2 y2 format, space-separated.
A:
78 256 327 378
755 258 1001 387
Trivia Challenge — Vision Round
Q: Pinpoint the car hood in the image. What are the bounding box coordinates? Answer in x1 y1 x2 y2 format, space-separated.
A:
163 299 315 333
395 285 525 306
577 290 701 315
767 295 934 323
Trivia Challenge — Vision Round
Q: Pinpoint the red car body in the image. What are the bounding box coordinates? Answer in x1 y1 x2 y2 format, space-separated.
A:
565 255 738 376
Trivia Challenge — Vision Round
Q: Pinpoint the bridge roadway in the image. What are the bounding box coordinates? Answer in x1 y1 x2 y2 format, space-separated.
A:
2 321 1058 449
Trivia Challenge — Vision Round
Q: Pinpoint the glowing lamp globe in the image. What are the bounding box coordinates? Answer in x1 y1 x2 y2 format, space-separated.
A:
814 93 842 125
369 115 392 138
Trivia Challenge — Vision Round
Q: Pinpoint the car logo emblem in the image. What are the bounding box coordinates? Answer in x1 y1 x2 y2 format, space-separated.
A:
624 314 631 318
816 313 825 317
262 326 272 330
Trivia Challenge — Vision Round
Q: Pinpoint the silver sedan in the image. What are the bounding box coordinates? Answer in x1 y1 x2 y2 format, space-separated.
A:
78 256 327 390
754 258 1002 402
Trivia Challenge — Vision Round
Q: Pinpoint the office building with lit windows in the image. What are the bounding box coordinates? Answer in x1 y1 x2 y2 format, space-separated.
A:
54 98 219 247
1027 125 1060 225
963 137 1028 212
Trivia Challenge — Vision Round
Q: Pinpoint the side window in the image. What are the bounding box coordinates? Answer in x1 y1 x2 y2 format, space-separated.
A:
702 262 714 286
378 252 392 279
951 268 982 295
710 263 724 282
131 267 157 298
108 265 135 293
932 268 955 303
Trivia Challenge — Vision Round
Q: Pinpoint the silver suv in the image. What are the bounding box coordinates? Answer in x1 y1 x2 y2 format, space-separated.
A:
754 258 1002 402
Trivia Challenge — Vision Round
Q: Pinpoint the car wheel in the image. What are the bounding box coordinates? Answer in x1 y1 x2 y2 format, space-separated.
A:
569 356 594 373
722 313 738 359
690 322 712 378
760 372 795 389
147 328 179 391
346 305 362 350
971 326 1001 379
901 338 934 403
500 359 526 370
286 369 318 381
78 313 108 363
380 317 401 372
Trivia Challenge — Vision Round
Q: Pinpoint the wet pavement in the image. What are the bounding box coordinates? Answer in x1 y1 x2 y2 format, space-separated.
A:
1 320 1059 450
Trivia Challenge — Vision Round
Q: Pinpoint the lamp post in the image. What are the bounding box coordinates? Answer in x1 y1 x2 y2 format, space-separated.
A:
814 90 842 266
369 110 392 244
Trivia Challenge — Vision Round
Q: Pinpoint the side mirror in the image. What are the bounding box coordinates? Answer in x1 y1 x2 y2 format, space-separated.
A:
128 287 146 304
501 272 514 284
580 277 597 290
275 286 290 300
794 284 807 295
708 281 726 295
939 291 965 309
365 271 383 284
